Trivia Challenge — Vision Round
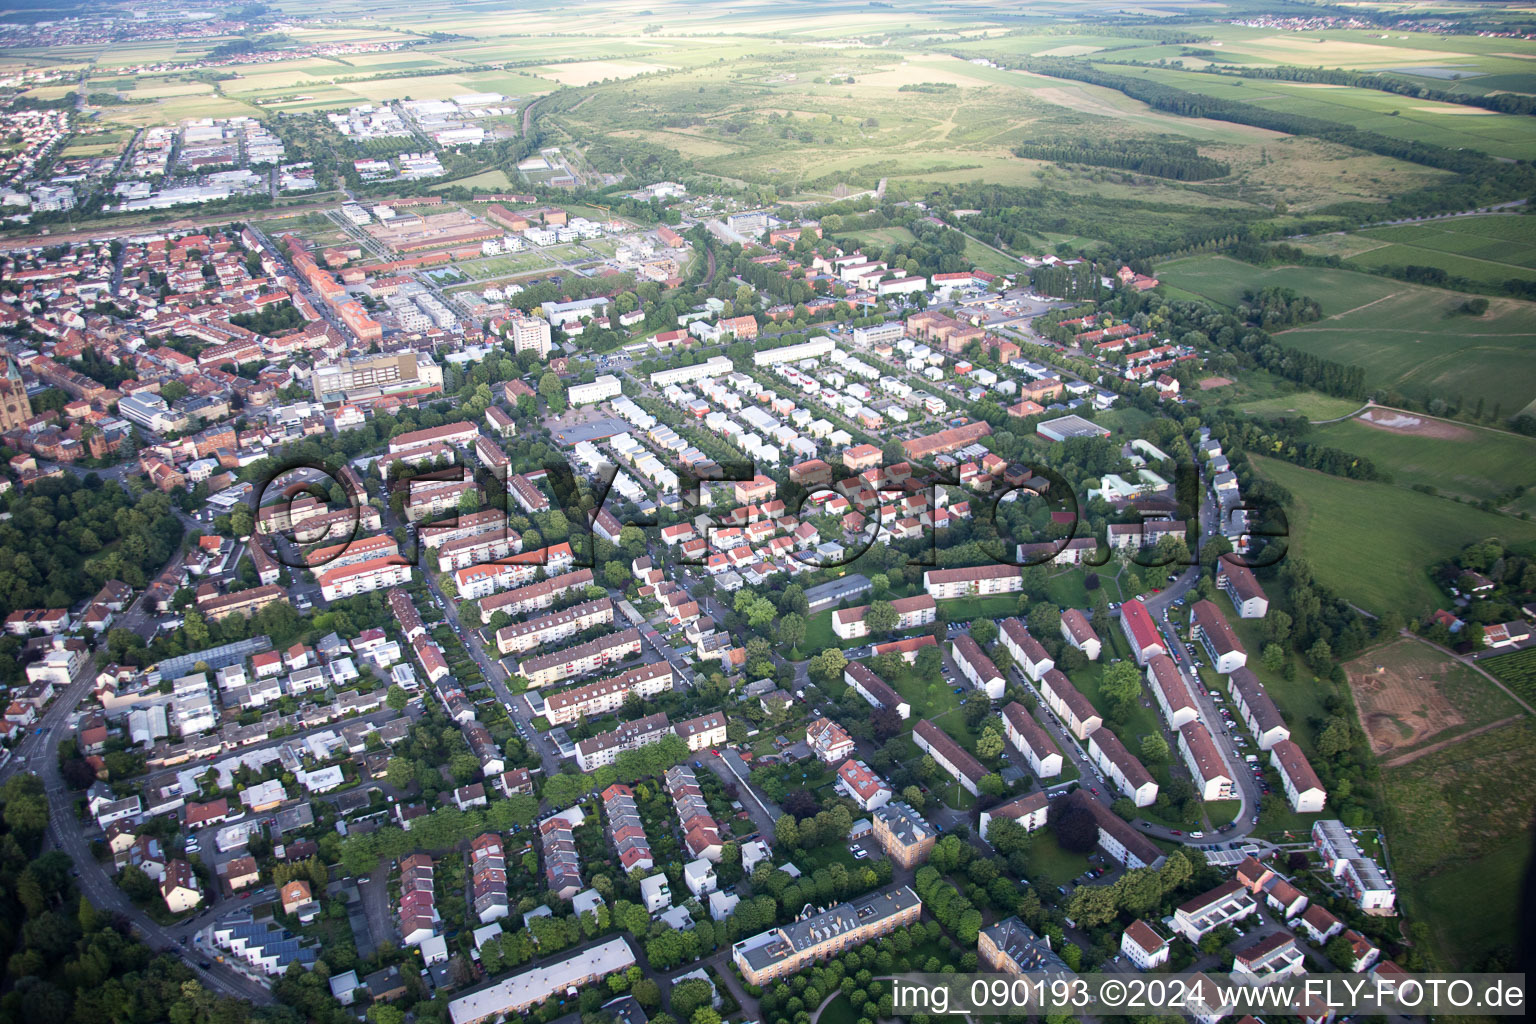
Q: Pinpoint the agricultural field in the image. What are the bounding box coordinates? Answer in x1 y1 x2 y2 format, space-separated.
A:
1298 215 1536 287
1481 648 1536 706
1079 63 1536 161
1382 718 1536 969
1343 638 1524 758
1247 455 1536 620
1311 412 1536 512
1160 255 1536 417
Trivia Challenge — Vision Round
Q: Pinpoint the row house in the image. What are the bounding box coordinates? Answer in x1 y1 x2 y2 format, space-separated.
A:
479 568 594 618
603 784 653 875
1119 599 1166 666
843 663 911 719
1178 720 1234 801
923 564 1022 600
831 593 937 640
1147 654 1198 729
912 720 988 796
541 663 674 726
1060 609 1101 660
575 712 671 772
517 628 642 689
1039 668 1102 740
1191 599 1247 674
1088 726 1159 807
978 790 1049 844
317 555 412 601
494 597 613 656
1229 667 1291 750
1270 739 1327 814
1000 701 1063 778
951 634 1004 699
1000 618 1054 681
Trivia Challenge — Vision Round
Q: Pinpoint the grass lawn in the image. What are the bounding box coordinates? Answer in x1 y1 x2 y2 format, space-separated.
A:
1382 718 1536 969
802 608 839 654
935 594 1027 622
1310 415 1536 511
1023 830 1092 888
1248 455 1536 619
819 995 859 1024
885 661 964 722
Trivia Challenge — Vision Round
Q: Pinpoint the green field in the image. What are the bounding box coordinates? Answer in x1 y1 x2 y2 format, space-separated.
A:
1312 415 1536 511
1382 719 1536 969
1233 392 1364 422
1160 255 1536 417
1248 455 1536 619
1324 215 1536 286
1095 63 1536 162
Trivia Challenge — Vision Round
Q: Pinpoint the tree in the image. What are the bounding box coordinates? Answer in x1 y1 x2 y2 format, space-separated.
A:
1066 885 1119 928
386 757 416 790
1325 934 1359 970
976 725 1005 759
1139 734 1170 764
1316 716 1352 758
970 619 999 646
1261 643 1286 673
777 612 806 651
1100 661 1142 711
865 601 898 636
901 785 925 811
1052 804 1099 854
671 979 715 1023
774 814 800 848
386 685 409 712
1306 637 1334 671
961 690 992 729
808 648 847 683
539 371 567 414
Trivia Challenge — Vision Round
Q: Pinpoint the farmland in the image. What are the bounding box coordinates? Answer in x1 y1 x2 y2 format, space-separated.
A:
1343 638 1523 757
1247 456 1536 619
1482 648 1536 705
1159 255 1536 417
1294 215 1536 287
1382 718 1536 969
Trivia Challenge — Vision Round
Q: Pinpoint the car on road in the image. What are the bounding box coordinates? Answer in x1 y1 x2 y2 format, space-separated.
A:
1190 831 1204 838
1251 815 1260 824
199 961 212 969
1170 830 1182 836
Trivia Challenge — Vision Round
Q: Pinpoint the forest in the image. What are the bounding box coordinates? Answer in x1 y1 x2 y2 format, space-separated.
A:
0 476 183 619
1013 138 1230 182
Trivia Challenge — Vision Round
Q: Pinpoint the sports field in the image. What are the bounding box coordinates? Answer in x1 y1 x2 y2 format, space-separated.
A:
1312 413 1536 511
1247 455 1536 619
1160 255 1536 417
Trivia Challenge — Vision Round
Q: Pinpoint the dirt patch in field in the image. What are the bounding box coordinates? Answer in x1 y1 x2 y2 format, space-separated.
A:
1348 640 1469 755
1357 407 1475 440
1198 376 1233 390
1412 105 1498 115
